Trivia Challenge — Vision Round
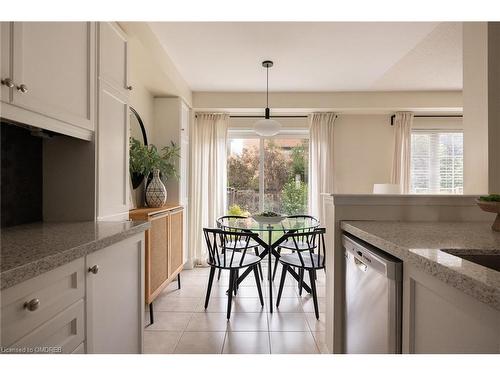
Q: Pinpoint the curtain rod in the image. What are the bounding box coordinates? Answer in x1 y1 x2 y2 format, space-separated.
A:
390 114 463 126
194 115 308 119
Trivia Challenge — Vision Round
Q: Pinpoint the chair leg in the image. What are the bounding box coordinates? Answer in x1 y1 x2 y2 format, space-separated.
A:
227 270 235 320
272 248 281 281
233 269 239 296
253 265 264 306
276 264 288 307
298 268 304 296
254 248 264 280
149 302 154 325
204 267 216 309
177 273 181 289
217 268 222 281
308 269 320 319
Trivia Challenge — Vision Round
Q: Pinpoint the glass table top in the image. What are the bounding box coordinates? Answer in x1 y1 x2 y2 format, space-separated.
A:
217 216 320 233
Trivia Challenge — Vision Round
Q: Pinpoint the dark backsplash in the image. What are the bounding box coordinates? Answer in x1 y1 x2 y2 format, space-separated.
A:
1 122 43 227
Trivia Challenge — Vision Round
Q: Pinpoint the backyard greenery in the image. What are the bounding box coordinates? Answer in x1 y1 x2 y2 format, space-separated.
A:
227 139 308 215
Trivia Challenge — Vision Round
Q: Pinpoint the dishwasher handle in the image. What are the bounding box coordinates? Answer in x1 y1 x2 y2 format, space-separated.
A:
354 257 367 272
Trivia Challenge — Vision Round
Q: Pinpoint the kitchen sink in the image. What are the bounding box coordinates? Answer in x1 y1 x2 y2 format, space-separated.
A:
441 250 500 272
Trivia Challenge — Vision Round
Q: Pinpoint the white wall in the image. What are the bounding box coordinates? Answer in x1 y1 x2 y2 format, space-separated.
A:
333 115 394 194
463 22 489 194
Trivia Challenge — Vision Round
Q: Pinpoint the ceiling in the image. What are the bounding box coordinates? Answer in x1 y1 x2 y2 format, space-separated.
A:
148 22 462 92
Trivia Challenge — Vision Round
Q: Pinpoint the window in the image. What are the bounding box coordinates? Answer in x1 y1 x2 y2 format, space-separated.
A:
227 136 309 215
410 130 463 194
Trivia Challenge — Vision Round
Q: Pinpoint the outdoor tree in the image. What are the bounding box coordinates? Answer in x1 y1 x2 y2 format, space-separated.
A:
227 145 259 191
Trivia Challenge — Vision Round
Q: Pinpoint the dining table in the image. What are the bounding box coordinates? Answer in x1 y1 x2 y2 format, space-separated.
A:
217 215 320 313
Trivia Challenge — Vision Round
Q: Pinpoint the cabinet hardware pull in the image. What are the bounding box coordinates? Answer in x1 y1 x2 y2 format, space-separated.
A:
24 298 40 312
1 78 14 88
88 265 99 274
16 84 28 93
126 85 133 90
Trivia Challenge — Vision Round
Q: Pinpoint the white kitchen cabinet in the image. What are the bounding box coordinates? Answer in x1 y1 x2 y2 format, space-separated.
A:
85 233 144 354
402 264 500 353
96 22 130 221
0 22 95 140
96 81 129 221
98 22 130 94
153 97 191 266
1 258 85 352
1 22 12 104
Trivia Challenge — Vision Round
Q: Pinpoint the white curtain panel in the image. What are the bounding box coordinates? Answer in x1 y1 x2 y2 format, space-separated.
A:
188 113 229 266
390 112 414 194
309 112 338 223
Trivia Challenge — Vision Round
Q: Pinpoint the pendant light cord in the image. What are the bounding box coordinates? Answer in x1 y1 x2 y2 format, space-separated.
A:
266 65 269 108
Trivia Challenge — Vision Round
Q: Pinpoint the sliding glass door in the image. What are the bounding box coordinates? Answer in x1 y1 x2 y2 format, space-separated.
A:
227 136 309 216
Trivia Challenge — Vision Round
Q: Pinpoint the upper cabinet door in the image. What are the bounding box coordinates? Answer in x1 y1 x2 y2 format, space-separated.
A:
10 22 95 131
0 22 12 103
98 23 129 93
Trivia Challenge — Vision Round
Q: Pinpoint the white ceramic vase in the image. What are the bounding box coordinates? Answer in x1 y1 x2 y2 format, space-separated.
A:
145 169 167 208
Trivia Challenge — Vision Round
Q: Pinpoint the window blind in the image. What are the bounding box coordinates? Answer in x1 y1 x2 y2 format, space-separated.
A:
410 130 463 194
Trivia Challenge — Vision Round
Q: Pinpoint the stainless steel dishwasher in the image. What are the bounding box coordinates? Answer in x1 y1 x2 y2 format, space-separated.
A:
343 233 402 354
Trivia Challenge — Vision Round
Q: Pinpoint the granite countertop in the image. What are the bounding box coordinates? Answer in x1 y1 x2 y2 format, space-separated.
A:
1 220 150 290
341 221 500 311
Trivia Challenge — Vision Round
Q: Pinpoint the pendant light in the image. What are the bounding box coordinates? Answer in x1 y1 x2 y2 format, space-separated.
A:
253 60 282 136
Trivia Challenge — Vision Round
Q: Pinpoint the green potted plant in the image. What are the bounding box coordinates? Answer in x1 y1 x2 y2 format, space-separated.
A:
129 138 180 207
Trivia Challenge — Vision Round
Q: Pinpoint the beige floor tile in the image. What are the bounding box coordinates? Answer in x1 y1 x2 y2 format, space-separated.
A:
270 286 299 298
270 331 320 354
311 331 329 354
185 312 229 331
274 297 304 313
161 285 205 298
174 331 225 354
154 296 202 312
305 312 326 332
202 297 266 313
268 312 309 331
223 332 270 354
227 312 268 331
145 311 193 331
143 331 182 354
233 285 265 298
180 277 211 286
300 297 325 314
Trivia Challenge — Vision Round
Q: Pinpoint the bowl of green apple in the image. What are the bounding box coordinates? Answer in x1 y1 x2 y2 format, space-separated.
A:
252 211 284 225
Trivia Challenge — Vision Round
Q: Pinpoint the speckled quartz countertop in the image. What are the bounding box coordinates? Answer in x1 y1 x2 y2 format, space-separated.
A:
341 221 500 311
1 221 150 290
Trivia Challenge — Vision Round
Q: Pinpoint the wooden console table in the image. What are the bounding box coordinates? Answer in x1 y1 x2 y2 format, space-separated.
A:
129 205 184 324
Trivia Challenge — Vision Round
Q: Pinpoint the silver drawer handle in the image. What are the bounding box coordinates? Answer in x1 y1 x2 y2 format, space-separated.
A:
24 298 40 312
16 83 28 93
88 265 99 274
354 257 367 272
1 78 14 88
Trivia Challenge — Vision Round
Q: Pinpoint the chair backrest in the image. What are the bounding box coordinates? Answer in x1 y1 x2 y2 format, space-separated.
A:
203 227 260 268
216 215 247 229
281 215 320 243
278 227 326 269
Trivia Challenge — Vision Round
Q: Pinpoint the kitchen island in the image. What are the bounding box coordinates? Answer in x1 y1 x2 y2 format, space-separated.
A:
342 220 500 353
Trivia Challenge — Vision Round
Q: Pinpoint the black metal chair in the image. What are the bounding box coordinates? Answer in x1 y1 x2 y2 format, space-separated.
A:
272 215 319 281
216 215 264 281
203 228 264 319
276 227 326 319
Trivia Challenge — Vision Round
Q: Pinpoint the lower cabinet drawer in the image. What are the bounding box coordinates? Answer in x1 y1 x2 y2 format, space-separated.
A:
1 258 85 347
9 299 85 354
71 342 85 354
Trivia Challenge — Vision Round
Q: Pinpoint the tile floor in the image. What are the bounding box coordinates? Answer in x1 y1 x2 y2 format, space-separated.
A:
144 261 328 354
